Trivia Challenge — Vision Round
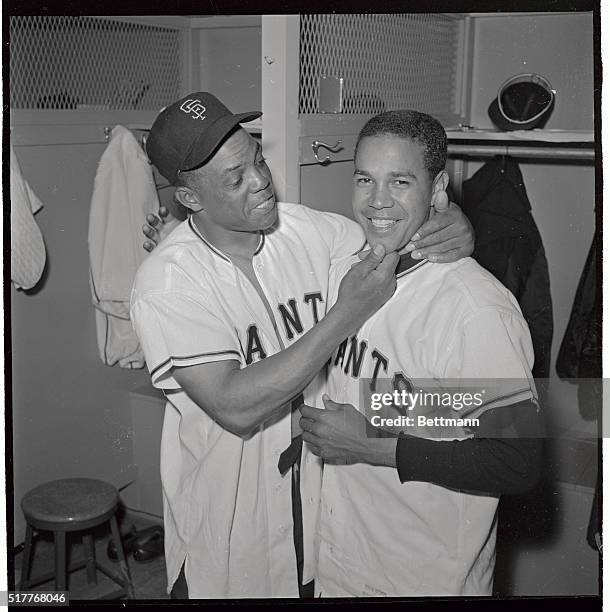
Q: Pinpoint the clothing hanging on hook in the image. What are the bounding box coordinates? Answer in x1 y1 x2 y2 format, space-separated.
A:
461 155 553 381
88 125 159 368
104 126 171 190
104 125 149 150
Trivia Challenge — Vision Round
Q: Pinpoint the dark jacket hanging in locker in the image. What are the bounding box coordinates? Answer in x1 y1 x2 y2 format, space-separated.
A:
556 237 601 552
461 156 553 379
555 237 600 421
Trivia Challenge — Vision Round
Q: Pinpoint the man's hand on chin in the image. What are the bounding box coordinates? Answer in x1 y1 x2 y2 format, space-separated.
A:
405 191 475 262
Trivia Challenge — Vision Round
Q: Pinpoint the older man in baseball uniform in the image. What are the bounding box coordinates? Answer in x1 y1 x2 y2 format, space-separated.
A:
130 93 474 599
300 110 543 597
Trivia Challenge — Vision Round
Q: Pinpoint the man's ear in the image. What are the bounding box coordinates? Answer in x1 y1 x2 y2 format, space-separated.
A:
174 186 204 213
432 169 450 196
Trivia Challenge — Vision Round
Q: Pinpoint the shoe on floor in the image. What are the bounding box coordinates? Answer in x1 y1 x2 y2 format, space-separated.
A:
107 525 163 562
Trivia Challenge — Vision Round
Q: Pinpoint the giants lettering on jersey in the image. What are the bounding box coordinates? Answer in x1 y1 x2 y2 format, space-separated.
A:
244 292 324 365
332 334 410 392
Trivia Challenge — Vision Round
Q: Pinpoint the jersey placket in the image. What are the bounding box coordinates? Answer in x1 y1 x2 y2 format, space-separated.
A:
249 245 301 595
188 217 298 595
224 255 299 596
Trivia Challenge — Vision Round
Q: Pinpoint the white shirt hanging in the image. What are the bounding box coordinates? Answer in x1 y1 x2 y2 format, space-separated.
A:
88 125 159 368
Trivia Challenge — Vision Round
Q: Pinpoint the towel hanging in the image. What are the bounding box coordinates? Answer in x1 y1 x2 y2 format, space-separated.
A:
10 145 47 290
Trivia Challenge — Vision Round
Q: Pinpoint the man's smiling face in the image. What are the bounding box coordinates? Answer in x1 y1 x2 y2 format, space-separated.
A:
352 134 446 254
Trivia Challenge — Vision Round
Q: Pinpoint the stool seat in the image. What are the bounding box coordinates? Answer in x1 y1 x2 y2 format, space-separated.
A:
20 478 133 598
22 478 118 528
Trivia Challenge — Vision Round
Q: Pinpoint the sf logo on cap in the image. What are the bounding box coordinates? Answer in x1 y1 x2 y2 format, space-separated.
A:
180 99 207 120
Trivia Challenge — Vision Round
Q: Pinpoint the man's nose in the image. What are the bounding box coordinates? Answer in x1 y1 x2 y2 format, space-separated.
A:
370 184 393 209
249 166 270 191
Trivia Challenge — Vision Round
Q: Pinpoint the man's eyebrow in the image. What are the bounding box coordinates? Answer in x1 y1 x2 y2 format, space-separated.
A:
389 170 418 179
353 169 418 179
224 162 243 175
223 143 262 175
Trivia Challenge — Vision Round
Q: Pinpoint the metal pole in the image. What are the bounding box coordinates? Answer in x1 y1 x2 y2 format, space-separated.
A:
447 143 594 161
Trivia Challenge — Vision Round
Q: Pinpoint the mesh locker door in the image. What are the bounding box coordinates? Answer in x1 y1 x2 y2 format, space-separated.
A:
10 16 182 111
299 14 462 124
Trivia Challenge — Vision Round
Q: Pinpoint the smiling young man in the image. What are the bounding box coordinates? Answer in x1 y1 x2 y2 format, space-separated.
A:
130 94 475 599
300 110 542 597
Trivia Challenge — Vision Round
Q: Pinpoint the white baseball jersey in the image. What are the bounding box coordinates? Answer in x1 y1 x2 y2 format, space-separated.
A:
130 202 364 598
311 256 536 597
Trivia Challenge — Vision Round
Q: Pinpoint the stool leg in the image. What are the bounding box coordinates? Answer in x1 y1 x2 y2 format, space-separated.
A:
109 515 134 598
82 534 97 585
19 524 34 589
54 531 67 592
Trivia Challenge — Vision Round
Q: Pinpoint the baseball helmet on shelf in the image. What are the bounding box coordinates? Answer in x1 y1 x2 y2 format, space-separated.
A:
488 73 555 131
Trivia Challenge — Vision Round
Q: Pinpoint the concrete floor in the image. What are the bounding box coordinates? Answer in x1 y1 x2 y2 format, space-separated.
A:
12 516 169 601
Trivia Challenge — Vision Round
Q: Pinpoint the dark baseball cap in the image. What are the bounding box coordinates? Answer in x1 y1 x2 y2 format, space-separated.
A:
146 92 262 184
488 73 555 131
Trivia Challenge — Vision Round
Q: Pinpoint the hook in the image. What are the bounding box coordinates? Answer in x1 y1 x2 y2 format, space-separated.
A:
103 126 112 142
499 145 510 173
312 139 343 165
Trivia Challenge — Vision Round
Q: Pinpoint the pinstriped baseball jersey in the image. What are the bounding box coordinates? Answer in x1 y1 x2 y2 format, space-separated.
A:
130 202 364 598
312 255 536 597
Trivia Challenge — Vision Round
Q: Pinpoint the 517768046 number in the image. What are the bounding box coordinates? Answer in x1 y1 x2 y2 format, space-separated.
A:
4 591 69 606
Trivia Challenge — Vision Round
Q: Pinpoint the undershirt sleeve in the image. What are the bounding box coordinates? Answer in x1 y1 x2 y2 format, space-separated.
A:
395 401 543 496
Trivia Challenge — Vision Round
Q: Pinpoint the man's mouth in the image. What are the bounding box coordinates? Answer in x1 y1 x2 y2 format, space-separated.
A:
254 194 275 211
369 218 399 232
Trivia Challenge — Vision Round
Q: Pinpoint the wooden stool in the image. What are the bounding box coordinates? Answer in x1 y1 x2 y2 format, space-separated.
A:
20 478 134 599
